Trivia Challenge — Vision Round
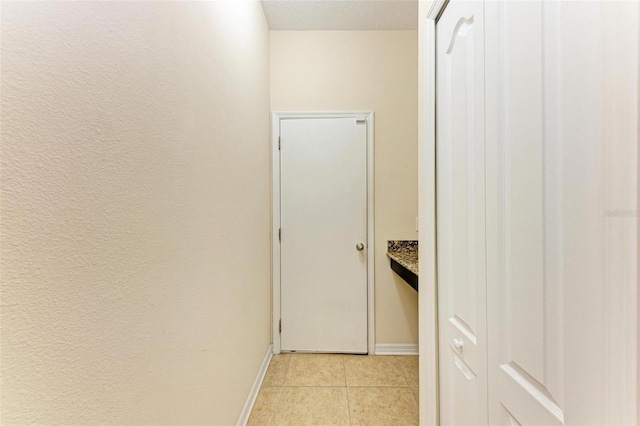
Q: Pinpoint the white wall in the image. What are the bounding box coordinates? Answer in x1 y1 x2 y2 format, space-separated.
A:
0 2 271 424
270 31 419 345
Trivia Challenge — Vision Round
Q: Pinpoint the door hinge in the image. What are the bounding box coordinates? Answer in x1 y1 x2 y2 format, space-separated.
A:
279 228 281 242
278 136 281 150
279 319 282 333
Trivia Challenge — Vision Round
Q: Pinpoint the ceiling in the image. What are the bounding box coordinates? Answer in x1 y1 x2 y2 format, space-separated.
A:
261 0 418 31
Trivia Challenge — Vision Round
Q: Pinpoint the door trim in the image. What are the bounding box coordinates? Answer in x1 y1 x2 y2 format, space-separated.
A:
271 111 375 355
420 1 449 425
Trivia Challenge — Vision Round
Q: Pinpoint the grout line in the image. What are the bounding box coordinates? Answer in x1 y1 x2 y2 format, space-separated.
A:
347 384 410 388
276 384 411 387
389 355 409 387
343 355 353 426
394 355 414 387
410 386 419 405
276 385 352 388
278 384 353 387
393 355 407 381
271 355 292 426
270 385 285 426
281 353 293 386
347 386 415 389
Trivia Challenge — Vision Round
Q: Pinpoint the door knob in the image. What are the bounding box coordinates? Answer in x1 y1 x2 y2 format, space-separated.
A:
356 243 365 251
453 338 464 350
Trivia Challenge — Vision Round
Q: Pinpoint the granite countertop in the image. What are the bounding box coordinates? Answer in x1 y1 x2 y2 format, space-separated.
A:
386 240 418 276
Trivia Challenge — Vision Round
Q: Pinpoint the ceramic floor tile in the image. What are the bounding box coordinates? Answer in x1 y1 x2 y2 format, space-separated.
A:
394 355 419 387
273 386 350 426
410 386 419 404
263 354 292 386
284 354 346 386
248 386 283 425
347 387 419 425
343 355 407 387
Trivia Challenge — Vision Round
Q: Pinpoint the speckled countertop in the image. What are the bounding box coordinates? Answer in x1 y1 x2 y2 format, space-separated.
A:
386 240 418 275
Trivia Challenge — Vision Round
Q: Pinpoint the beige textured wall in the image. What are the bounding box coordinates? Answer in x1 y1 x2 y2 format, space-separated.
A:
270 31 419 345
0 2 271 424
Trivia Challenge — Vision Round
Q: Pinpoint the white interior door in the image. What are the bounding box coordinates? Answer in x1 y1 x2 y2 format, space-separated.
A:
279 117 368 353
436 1 488 424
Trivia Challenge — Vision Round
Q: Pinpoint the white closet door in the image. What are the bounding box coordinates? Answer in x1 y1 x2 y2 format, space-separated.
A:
484 1 639 424
436 1 487 424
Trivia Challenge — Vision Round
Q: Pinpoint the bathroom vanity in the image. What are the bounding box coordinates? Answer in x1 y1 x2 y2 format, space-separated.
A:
386 240 418 291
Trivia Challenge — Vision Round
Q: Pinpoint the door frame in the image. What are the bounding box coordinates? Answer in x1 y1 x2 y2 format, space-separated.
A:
419 1 448 425
271 111 375 355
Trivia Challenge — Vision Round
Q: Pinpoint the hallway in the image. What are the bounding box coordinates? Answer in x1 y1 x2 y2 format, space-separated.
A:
2 0 638 424
248 354 419 425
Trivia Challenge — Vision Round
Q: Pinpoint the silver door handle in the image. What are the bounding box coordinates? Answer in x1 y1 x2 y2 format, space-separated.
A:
356 243 365 251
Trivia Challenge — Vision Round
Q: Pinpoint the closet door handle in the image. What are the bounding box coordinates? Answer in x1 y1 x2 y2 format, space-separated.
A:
453 338 464 350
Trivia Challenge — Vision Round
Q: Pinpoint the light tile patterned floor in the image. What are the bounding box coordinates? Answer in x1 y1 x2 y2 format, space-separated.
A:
248 354 419 426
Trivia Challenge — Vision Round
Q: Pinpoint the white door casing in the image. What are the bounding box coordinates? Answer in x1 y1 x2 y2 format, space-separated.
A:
419 2 447 424
436 1 488 424
271 112 375 355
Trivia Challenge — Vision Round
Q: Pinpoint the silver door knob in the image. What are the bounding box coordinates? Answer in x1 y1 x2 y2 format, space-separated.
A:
453 338 464 350
356 243 365 251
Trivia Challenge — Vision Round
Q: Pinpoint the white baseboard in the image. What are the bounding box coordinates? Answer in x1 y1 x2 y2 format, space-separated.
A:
375 343 419 355
236 344 273 426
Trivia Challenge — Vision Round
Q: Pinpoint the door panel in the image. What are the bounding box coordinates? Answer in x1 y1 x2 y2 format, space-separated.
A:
279 117 368 353
436 1 487 424
485 1 564 424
